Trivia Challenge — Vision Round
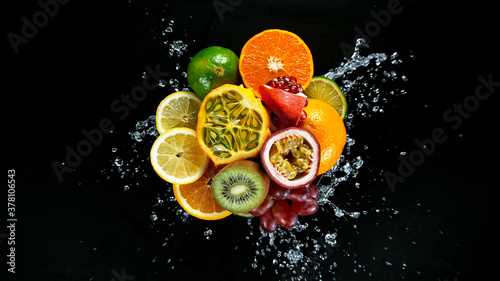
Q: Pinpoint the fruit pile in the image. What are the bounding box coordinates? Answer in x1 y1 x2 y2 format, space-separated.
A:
150 29 347 233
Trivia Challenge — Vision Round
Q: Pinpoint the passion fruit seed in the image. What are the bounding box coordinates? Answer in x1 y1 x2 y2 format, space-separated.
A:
260 127 320 189
269 135 313 180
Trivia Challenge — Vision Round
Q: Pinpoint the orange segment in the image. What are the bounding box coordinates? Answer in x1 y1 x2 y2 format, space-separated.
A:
239 29 314 92
297 99 346 175
173 161 232 220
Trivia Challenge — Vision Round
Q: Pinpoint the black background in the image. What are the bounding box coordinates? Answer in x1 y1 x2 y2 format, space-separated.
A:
4 0 499 280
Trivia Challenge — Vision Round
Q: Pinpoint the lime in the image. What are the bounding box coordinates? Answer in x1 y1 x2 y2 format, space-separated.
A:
304 76 347 119
187 46 240 99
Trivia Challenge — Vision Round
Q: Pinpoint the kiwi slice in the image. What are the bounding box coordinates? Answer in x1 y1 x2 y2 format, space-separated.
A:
233 212 254 218
212 160 270 214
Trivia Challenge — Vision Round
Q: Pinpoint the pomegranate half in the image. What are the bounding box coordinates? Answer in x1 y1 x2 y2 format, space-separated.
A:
258 85 307 127
260 127 320 189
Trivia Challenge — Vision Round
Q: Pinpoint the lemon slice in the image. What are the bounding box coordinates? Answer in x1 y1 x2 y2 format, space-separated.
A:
304 76 348 119
156 91 202 134
150 128 208 184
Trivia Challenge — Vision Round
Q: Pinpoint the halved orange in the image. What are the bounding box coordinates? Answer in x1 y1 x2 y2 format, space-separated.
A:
197 84 270 166
173 161 232 220
239 29 314 92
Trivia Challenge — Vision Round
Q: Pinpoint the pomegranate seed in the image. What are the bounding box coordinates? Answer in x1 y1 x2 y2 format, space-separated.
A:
266 76 305 94
300 111 307 120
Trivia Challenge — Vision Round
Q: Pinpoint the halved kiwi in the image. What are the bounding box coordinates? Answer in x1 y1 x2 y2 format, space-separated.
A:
211 160 270 214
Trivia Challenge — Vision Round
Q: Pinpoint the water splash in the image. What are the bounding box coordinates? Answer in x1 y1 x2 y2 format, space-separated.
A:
101 37 412 280
167 40 188 57
128 115 157 142
92 24 413 279
325 39 387 81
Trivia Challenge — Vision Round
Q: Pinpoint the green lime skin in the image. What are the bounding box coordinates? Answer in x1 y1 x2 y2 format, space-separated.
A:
187 46 240 99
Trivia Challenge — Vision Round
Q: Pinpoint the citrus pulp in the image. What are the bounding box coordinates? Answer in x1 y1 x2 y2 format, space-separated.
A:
304 76 347 120
156 91 201 134
239 29 314 93
150 128 208 184
173 161 232 220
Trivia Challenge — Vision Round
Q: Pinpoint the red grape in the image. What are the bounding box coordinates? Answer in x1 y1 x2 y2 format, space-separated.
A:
288 186 309 202
259 208 278 233
272 200 298 228
308 184 319 200
292 197 318 216
269 182 290 200
249 195 274 216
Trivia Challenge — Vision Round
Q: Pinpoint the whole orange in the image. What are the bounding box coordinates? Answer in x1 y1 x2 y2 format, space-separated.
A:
297 99 346 175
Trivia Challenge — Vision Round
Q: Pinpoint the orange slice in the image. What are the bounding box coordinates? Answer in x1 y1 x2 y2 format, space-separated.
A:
239 29 314 92
173 161 232 220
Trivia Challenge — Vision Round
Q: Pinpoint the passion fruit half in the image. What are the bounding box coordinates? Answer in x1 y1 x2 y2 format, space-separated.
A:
260 127 320 189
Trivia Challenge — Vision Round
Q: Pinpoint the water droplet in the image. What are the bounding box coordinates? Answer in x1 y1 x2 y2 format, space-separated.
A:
158 80 167 87
136 120 148 130
284 249 304 264
169 78 179 90
203 228 212 240
168 40 188 57
150 212 158 221
113 157 123 167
